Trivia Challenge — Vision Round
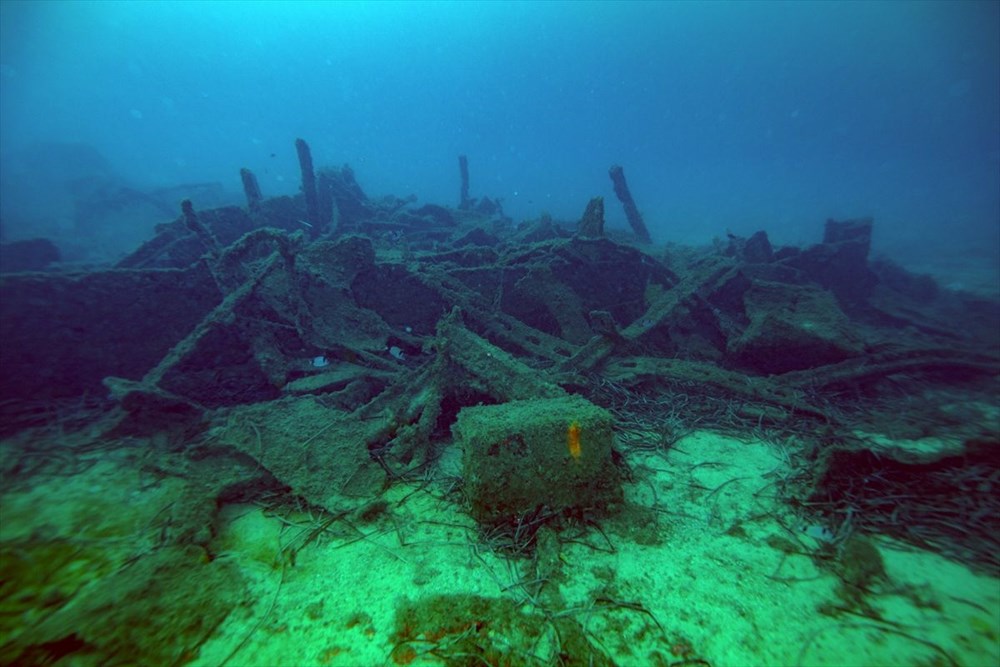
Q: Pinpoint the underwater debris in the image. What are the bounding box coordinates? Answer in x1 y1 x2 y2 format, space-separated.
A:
239 166 263 214
608 164 652 243
0 138 996 585
577 196 605 238
457 154 471 210
805 438 1000 573
180 198 220 255
295 137 321 232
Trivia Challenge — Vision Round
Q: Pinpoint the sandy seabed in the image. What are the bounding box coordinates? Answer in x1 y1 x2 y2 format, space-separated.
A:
2 426 997 667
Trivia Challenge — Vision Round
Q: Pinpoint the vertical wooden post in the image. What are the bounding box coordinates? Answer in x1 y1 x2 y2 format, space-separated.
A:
296 138 319 229
458 154 471 210
608 165 652 243
240 168 262 214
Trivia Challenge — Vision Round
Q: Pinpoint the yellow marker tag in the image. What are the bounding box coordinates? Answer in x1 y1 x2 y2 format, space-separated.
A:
567 421 582 460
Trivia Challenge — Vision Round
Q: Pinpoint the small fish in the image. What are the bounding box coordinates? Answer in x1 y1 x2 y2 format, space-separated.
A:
566 421 582 460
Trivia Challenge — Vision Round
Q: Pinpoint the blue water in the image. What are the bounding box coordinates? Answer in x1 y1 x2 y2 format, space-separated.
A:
1 1 997 260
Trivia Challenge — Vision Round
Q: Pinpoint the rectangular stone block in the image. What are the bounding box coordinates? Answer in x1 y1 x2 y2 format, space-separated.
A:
454 395 621 525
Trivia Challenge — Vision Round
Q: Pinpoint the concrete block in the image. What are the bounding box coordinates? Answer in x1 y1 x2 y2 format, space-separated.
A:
455 395 621 525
